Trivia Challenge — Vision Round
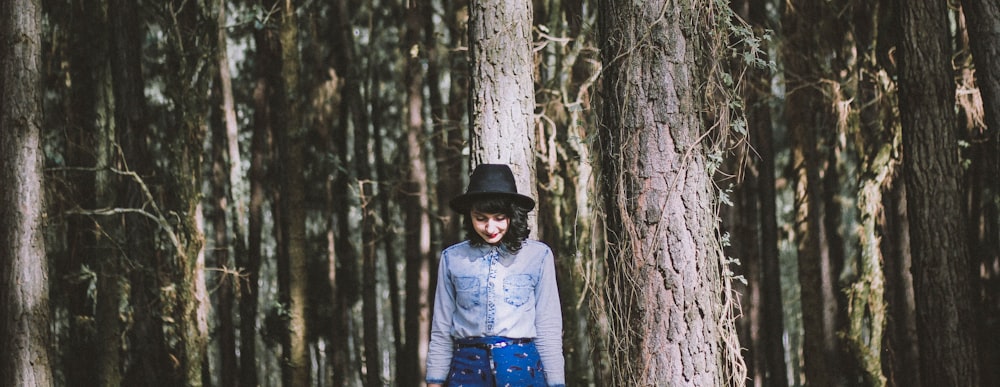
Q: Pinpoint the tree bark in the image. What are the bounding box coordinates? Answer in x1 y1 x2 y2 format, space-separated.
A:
897 0 982 384
0 0 54 384
598 0 737 384
468 0 537 222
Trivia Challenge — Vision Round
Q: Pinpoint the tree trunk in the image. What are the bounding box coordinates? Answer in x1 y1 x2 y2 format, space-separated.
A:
210 79 238 387
957 2 1000 384
468 0 537 219
741 1 788 384
63 0 114 383
437 0 469 249
0 0 54 384
781 1 842 384
533 0 599 383
273 0 310 384
897 0 982 384
883 179 920 387
241 5 279 384
597 0 739 384
159 1 213 384
402 2 433 385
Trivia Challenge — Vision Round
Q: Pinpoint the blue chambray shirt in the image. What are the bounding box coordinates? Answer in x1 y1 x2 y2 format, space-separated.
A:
425 239 565 386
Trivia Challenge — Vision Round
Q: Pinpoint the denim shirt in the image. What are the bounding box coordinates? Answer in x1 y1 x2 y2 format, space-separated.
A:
425 240 565 386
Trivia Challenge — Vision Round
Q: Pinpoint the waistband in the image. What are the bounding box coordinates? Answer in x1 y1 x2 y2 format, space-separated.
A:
454 336 533 350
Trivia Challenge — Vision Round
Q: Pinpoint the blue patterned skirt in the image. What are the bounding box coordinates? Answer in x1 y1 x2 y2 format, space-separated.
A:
446 336 547 387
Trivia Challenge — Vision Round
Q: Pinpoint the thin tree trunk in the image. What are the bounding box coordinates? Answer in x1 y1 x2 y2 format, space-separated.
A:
883 178 920 387
402 2 433 385
108 0 170 383
63 0 113 383
159 2 213 384
957 2 1000 384
782 1 841 384
898 0 982 384
0 0 53 383
210 79 238 387
274 0 310 384
437 0 468 249
741 1 788 383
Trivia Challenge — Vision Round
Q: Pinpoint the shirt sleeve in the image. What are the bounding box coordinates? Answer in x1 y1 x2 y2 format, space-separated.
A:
534 246 565 386
425 251 455 384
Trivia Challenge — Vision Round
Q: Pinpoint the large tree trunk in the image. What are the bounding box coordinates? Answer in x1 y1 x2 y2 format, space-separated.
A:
468 0 537 214
597 0 739 384
0 0 53 384
897 0 982 385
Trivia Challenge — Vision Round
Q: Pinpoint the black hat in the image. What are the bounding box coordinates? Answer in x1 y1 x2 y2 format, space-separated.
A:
449 164 535 212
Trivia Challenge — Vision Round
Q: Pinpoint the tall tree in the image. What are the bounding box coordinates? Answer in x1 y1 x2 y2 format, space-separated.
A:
402 0 433 384
157 0 214 384
897 0 982 385
107 0 165 384
781 0 847 384
597 0 743 384
957 2 1000 383
271 0 311 384
468 0 537 210
0 0 54 384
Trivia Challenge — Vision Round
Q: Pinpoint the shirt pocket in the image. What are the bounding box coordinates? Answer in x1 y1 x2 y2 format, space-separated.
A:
503 274 536 307
454 276 481 309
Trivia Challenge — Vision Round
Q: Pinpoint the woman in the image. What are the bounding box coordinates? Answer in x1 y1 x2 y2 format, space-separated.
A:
425 164 565 387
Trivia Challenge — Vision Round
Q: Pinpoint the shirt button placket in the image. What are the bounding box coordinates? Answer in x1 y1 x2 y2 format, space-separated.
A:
485 249 499 334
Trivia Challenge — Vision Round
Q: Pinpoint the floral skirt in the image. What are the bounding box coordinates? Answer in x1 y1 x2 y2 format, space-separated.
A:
446 336 547 387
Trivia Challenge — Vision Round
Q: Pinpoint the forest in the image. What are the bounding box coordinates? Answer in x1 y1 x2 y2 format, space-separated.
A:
1 0 998 386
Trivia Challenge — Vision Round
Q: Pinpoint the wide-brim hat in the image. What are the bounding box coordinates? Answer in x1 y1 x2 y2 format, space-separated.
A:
449 164 535 212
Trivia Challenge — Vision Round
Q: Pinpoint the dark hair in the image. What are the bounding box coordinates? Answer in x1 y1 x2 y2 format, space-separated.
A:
463 195 531 252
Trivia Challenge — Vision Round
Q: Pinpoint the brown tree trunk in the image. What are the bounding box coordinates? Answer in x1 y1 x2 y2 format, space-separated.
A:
533 0 599 383
62 0 114 383
598 0 739 384
743 1 788 384
159 1 213 384
898 0 982 384
883 179 920 387
241 4 279 385
107 0 167 384
209 79 238 387
327 0 365 383
437 0 469 249
957 2 1000 384
0 0 53 384
781 1 843 385
401 2 433 385
273 0 310 384
468 0 537 220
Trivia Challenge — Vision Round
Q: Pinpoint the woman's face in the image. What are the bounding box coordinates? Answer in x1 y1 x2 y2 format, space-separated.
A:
471 210 508 245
